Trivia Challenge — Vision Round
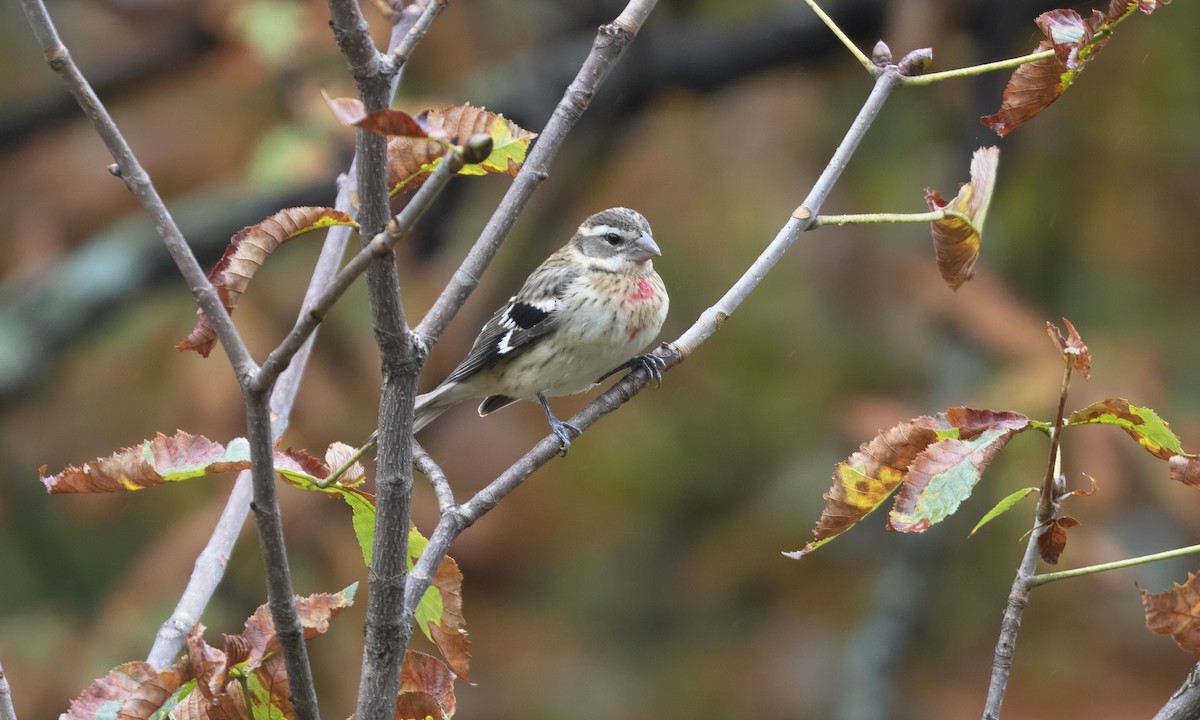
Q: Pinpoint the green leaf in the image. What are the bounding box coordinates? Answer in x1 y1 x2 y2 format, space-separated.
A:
970 487 1037 536
1066 398 1184 459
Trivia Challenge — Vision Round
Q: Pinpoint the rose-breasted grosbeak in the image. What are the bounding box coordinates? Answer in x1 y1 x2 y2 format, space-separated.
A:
415 207 669 452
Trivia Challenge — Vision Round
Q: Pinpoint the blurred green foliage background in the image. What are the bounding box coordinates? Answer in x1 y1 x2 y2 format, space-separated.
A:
2 0 1199 717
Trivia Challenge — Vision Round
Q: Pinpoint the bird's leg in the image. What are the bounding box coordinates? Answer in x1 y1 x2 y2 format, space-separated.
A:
538 392 579 455
594 353 666 386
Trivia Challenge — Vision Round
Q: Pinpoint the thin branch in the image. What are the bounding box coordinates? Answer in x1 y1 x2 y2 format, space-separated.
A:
982 358 1074 720
1156 664 1200 720
16 0 255 381
802 0 873 71
244 387 321 720
1028 543 1200 589
0 656 17 720
146 472 253 666
414 444 455 514
814 209 967 227
391 0 447 67
414 0 660 344
900 48 1055 86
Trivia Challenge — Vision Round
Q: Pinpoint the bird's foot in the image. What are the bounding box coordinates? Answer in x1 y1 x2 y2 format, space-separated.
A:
549 417 581 456
595 353 667 385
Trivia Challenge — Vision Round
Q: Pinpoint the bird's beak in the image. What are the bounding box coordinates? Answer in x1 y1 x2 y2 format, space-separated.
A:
630 233 661 261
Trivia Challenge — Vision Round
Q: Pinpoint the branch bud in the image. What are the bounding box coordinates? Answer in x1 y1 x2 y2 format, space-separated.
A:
898 48 933 76
871 41 892 67
461 133 493 165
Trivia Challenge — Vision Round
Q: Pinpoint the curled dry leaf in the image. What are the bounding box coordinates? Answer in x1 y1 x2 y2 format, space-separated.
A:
386 104 535 195
982 1 1170 135
1141 571 1200 658
925 146 998 290
177 206 357 357
1036 515 1080 564
1046 317 1091 378
323 91 430 138
398 650 458 719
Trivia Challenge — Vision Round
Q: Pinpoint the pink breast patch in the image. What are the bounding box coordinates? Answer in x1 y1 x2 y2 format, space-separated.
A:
628 278 655 302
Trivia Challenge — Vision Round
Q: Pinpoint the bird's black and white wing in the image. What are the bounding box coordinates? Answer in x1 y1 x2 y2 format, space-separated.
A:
442 263 578 385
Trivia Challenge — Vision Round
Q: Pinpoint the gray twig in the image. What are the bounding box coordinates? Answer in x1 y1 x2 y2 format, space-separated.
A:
0 656 17 720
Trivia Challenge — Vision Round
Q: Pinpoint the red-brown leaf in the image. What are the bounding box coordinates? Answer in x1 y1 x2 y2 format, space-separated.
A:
1142 571 1200 658
925 146 999 290
324 92 430 138
1037 516 1080 564
1046 317 1092 379
399 651 457 718
1170 455 1200 488
40 431 244 494
178 207 356 357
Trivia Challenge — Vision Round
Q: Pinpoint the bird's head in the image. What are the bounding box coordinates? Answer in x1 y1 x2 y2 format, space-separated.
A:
573 207 660 270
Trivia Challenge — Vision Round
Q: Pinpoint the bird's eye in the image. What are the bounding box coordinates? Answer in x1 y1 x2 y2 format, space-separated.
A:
604 232 623 246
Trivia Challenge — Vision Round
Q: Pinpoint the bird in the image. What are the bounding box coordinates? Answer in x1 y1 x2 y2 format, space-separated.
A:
413 206 669 453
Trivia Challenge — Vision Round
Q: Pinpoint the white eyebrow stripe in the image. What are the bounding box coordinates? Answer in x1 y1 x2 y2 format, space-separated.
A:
580 224 627 237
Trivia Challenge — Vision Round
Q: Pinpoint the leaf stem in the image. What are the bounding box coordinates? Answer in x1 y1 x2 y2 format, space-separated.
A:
900 48 1055 86
1029 544 1200 589
802 0 873 71
814 209 969 227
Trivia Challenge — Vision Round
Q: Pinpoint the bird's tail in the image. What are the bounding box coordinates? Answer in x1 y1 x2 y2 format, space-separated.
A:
412 381 470 432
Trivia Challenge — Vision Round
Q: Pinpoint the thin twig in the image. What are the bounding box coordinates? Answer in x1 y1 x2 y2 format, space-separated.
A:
391 0 446 67
1028 543 1200 589
982 359 1074 720
146 472 253 666
900 48 1055 86
414 0 660 344
0 656 17 720
802 0 872 71
414 444 455 514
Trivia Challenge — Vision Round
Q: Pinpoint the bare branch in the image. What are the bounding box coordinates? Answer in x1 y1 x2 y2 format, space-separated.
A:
0 656 17 720
391 0 447 67
414 443 455 514
1156 664 1200 720
146 472 252 666
415 0 660 344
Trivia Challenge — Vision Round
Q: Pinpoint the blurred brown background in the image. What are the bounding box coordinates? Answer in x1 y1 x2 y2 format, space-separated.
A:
3 0 1200 717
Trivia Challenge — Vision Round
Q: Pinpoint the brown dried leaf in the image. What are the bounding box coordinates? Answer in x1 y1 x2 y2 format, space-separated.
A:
177 207 357 356
981 2 1168 135
399 651 457 718
386 104 535 194
394 692 445 720
324 92 430 138
239 584 358 672
62 661 189 720
1036 515 1080 564
40 431 247 494
187 623 230 702
925 147 998 290
1141 571 1200 658
786 420 940 557
1046 317 1091 378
